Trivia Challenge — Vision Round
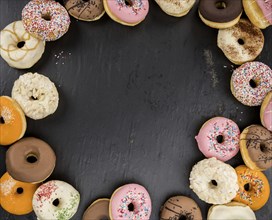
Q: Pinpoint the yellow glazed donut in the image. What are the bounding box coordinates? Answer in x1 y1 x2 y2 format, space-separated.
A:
0 172 39 215
233 165 270 211
0 96 26 146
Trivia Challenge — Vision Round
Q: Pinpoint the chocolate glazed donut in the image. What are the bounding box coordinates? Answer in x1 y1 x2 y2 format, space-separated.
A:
6 137 56 183
160 196 202 220
199 0 243 22
64 0 105 21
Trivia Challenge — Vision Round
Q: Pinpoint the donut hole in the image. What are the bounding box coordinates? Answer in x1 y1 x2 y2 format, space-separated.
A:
128 203 135 212
238 38 245 45
31 96 38 100
260 143 267 153
244 183 251 191
17 41 25 48
210 179 218 188
16 187 24 194
124 0 133 6
249 79 258 88
82 0 89 2
216 135 224 144
53 198 60 207
42 13 52 21
179 215 187 220
0 116 5 124
215 1 227 9
26 154 38 163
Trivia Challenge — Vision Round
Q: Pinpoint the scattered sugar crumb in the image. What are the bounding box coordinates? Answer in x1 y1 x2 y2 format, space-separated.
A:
1 176 16 196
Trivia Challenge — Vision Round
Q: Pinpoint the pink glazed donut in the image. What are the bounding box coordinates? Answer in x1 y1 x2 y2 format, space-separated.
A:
110 183 152 220
22 0 70 41
195 117 240 162
103 0 149 26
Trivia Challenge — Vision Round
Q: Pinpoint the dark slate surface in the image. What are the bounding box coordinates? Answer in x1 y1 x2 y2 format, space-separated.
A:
0 0 271 219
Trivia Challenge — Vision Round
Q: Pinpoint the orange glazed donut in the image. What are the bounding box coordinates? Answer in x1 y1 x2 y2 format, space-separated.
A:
0 96 26 146
0 172 39 215
233 165 270 211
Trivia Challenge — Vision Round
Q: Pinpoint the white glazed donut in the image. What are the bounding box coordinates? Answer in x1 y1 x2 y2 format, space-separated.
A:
0 21 45 69
12 72 59 120
32 180 80 220
189 157 239 204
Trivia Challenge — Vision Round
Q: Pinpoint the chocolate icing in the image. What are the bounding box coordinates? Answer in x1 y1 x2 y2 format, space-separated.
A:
64 0 104 21
6 137 56 183
242 125 272 170
160 196 202 220
199 0 243 23
83 199 110 220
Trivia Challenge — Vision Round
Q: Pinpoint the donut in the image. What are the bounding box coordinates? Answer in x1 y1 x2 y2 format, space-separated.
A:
207 202 256 220
260 91 272 131
189 157 239 204
155 0 195 17
198 0 243 29
240 125 272 171
64 0 105 21
230 62 272 106
0 96 26 146
103 0 149 26
22 0 70 41
233 165 270 211
32 180 80 220
195 117 240 162
243 0 272 29
83 198 110 220
0 172 39 215
109 183 152 220
160 196 202 220
0 20 45 69
6 137 56 183
217 19 264 65
12 72 59 120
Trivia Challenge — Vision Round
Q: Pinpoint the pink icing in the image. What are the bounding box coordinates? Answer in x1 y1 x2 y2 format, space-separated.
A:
106 0 149 24
256 0 272 24
195 117 240 162
111 183 152 220
263 99 272 131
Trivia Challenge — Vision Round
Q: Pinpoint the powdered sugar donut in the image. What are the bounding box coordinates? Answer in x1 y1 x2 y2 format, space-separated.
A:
110 183 152 220
195 117 240 162
189 157 239 204
231 62 272 106
12 72 59 120
103 0 149 26
32 180 80 220
22 0 70 41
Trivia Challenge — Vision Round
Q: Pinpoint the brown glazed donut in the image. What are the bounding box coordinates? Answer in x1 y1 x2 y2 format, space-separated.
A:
198 0 243 28
64 0 105 21
240 125 272 171
160 196 202 220
83 198 110 220
6 137 56 183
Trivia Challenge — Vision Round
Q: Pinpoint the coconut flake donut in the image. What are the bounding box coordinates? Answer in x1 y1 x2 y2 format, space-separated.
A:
230 62 272 106
207 202 256 220
217 19 264 65
22 0 70 41
198 0 243 29
110 183 152 220
64 0 105 21
0 21 45 69
12 72 59 120
6 137 56 183
189 157 239 204
155 0 195 17
160 196 202 220
83 198 110 220
0 172 39 215
195 117 240 162
33 180 80 220
261 91 272 131
240 125 272 171
243 0 272 29
103 0 149 26
0 96 26 146
233 165 270 211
